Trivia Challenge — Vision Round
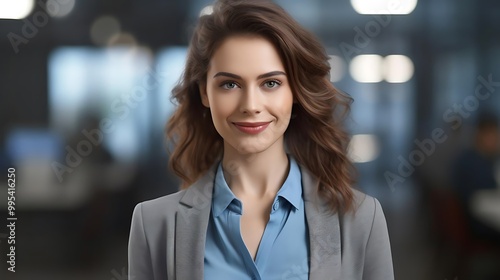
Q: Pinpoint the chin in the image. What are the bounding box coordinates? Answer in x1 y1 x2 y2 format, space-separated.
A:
236 145 269 155
228 139 271 155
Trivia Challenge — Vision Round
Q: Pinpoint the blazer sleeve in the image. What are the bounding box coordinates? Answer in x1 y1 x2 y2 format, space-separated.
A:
362 198 394 280
128 203 154 280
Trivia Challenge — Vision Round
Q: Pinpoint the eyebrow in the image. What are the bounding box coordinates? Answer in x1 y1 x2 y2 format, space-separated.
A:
212 71 287 80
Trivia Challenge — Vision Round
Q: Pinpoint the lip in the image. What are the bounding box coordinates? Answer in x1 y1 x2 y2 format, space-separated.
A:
232 121 271 135
232 122 271 127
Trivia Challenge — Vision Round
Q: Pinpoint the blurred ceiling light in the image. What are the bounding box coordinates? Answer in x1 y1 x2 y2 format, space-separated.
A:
349 54 383 83
0 0 34 19
383 55 414 83
328 55 346 82
348 134 380 163
199 5 213 17
90 15 121 46
351 0 417 15
46 0 75 18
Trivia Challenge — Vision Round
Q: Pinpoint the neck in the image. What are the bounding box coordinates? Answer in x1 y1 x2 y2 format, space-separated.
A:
221 139 290 199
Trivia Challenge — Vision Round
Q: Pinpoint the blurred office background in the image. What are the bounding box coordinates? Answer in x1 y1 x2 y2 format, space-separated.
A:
1 0 500 279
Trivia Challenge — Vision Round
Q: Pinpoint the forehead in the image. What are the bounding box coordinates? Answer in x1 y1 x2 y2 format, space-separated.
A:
208 35 286 76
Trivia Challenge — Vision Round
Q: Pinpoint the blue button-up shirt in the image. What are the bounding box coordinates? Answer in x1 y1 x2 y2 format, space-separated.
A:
204 154 309 280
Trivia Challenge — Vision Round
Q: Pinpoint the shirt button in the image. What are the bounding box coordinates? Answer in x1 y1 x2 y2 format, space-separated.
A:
272 200 280 211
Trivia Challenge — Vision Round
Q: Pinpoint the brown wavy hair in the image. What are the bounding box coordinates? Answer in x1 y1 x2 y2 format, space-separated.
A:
166 0 356 213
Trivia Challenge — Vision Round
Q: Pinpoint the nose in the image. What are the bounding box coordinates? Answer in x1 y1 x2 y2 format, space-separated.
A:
239 85 262 115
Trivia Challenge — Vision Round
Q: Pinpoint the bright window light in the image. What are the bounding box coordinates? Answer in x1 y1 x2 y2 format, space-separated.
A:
49 47 152 163
383 55 414 83
156 47 188 121
0 0 34 19
349 54 384 83
328 55 346 83
351 0 417 15
348 134 380 163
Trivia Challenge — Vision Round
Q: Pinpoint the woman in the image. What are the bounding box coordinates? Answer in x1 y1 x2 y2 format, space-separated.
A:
128 0 394 279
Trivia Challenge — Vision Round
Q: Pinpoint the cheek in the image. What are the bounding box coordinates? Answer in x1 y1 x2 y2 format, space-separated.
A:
274 91 294 116
209 95 237 121
271 97 293 131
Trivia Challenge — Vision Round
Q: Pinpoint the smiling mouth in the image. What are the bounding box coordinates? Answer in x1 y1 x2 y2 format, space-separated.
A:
232 121 272 127
232 122 271 134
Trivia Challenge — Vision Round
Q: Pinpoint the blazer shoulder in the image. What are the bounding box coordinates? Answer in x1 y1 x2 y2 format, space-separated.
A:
134 190 187 222
129 191 188 280
344 189 386 231
352 188 379 212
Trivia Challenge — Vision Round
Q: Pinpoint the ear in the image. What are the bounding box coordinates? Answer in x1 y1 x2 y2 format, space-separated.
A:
199 82 210 108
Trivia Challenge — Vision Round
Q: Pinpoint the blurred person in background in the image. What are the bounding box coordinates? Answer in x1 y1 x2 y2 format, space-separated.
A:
452 112 500 243
128 0 393 279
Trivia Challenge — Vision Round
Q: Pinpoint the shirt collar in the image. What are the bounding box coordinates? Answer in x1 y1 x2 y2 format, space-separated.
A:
276 154 302 211
212 154 302 217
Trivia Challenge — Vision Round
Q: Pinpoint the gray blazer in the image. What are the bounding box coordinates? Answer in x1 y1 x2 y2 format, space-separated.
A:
128 162 394 280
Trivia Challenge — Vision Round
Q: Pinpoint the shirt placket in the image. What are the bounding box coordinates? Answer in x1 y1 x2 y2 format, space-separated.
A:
255 197 285 270
227 209 260 280
232 197 287 280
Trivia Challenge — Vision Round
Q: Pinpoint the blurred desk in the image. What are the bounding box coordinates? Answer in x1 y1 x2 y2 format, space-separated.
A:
0 161 136 210
471 189 500 232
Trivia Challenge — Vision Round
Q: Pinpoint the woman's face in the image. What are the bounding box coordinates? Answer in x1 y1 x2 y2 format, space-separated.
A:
200 35 294 155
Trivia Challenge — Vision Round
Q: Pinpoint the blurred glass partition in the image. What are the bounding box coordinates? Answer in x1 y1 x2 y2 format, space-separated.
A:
154 47 187 135
48 46 153 163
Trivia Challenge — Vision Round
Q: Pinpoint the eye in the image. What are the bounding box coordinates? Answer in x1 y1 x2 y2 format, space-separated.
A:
263 80 281 89
220 81 239 90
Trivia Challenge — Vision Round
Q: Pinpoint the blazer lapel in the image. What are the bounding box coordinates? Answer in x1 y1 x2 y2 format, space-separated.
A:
300 163 342 280
174 162 217 280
